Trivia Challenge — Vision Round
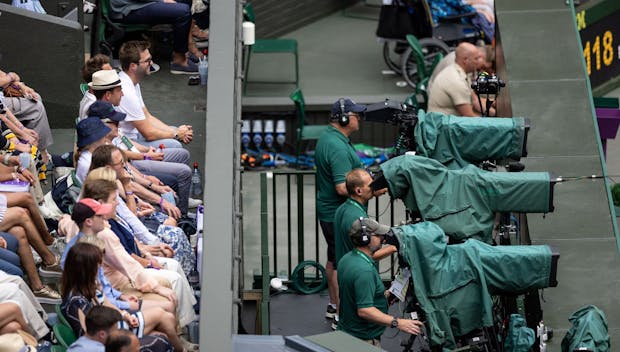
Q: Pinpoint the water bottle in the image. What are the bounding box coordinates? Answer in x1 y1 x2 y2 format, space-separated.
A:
252 120 263 149
241 120 251 149
190 162 203 196
276 120 286 147
157 143 165 153
263 120 274 149
199 58 208 86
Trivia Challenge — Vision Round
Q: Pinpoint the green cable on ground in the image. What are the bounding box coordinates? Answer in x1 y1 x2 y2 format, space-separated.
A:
290 260 327 294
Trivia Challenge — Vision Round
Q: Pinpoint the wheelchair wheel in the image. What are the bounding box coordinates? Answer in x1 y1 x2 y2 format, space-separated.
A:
382 40 409 74
401 38 450 89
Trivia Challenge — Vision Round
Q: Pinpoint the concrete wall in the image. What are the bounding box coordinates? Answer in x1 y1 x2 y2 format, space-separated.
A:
249 0 358 38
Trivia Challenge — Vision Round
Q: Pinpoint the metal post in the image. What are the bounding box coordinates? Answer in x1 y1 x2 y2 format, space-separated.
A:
200 0 242 350
296 173 305 262
260 173 271 334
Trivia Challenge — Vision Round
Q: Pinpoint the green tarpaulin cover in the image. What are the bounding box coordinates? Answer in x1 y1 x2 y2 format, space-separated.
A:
381 154 551 242
561 305 610 352
504 314 535 352
414 111 527 169
393 222 552 349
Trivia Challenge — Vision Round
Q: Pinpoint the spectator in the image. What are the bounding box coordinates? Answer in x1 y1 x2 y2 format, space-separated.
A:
0 271 50 339
84 71 198 214
61 242 194 352
427 42 483 117
75 117 111 184
117 41 194 149
0 302 29 335
84 165 196 276
67 305 121 352
109 0 199 74
79 54 115 120
105 329 140 352
0 69 53 160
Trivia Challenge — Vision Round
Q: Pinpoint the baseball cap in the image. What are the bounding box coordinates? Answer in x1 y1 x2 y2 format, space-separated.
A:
88 101 127 122
71 198 113 224
330 98 366 118
349 218 391 237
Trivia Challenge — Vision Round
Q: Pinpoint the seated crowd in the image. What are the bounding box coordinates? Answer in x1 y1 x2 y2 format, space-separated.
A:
0 40 203 352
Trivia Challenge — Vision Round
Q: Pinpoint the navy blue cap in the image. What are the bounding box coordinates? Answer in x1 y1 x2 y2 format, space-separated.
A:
76 117 112 148
88 101 126 122
330 98 366 118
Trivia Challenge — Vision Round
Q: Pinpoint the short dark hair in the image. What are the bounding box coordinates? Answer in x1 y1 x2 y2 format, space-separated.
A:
90 144 120 171
105 329 135 352
119 40 150 71
93 87 117 100
81 54 111 83
85 305 121 335
345 168 368 195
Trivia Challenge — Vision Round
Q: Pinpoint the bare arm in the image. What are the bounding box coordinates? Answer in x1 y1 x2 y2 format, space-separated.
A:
372 245 397 261
335 182 348 197
455 103 477 117
357 307 423 335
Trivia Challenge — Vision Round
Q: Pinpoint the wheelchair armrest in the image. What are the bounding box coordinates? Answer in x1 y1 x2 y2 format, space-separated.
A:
437 11 477 23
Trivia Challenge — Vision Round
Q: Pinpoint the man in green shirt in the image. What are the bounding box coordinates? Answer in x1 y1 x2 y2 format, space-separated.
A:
315 98 366 321
334 169 395 266
338 218 423 347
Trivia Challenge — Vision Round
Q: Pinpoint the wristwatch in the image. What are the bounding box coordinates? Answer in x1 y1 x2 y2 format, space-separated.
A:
391 317 398 328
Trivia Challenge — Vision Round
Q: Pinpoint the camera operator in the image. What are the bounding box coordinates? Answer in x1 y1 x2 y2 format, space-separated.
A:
427 42 493 117
315 98 367 324
338 218 423 347
335 169 395 268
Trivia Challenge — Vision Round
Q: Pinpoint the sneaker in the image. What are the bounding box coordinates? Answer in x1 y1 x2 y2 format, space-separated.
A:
325 305 337 319
170 61 199 75
149 62 161 74
331 314 339 330
180 337 199 351
83 0 96 13
33 285 61 304
39 254 62 278
188 198 202 208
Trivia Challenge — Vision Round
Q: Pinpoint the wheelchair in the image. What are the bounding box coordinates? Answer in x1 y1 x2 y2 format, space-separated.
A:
377 0 484 88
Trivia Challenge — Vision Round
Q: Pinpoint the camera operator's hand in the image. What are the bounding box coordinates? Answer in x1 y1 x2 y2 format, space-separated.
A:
397 318 424 335
373 187 388 197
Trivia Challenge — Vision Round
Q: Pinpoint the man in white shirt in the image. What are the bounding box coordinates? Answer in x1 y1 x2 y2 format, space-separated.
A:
117 41 193 149
427 42 482 117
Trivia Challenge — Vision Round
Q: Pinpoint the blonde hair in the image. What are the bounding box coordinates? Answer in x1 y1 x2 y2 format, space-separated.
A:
77 233 105 251
86 166 117 183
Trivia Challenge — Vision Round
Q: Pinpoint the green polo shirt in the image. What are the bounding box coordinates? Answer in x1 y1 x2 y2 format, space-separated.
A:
338 249 388 340
315 125 363 222
334 198 368 264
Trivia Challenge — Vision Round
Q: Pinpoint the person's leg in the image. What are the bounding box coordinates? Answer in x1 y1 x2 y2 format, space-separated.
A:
7 226 47 291
0 209 57 267
0 302 28 333
121 2 191 63
0 232 23 276
136 134 184 149
145 269 196 328
5 192 53 244
0 282 49 339
319 221 338 315
4 96 54 149
140 307 184 352
131 159 191 215
162 148 190 164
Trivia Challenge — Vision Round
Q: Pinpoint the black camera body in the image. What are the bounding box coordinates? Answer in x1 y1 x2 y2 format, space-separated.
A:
471 72 505 96
364 99 419 155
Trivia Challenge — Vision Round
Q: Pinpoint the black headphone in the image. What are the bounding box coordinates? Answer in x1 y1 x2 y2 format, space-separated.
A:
334 98 349 126
351 217 371 247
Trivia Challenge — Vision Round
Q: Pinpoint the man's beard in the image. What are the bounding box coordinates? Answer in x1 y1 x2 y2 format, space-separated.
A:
369 243 381 254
